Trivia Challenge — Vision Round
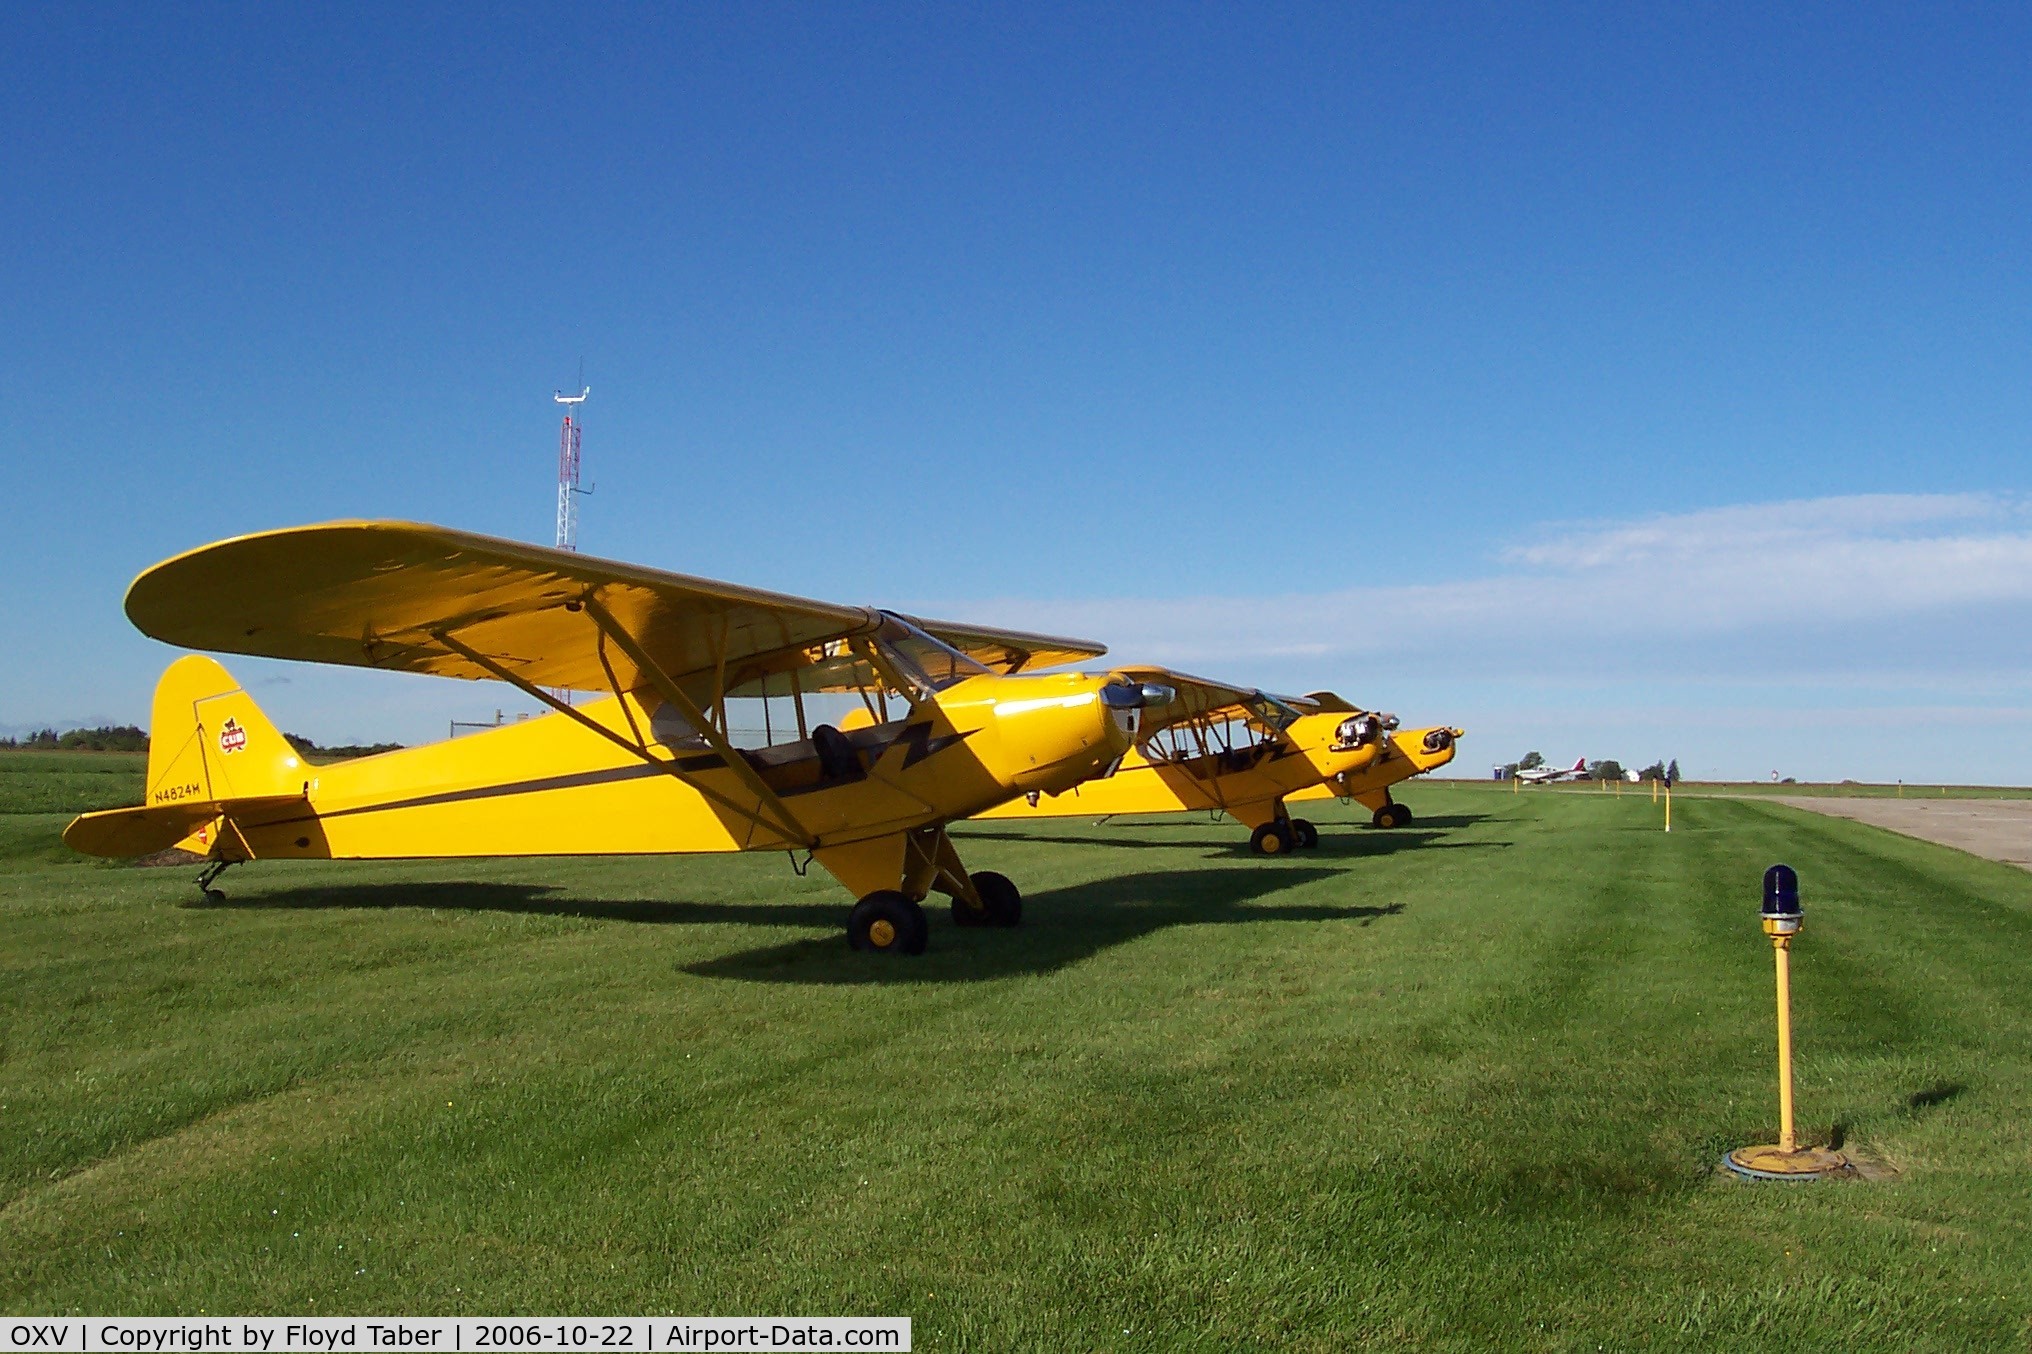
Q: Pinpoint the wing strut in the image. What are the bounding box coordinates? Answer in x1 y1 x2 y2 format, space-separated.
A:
579 596 817 850
431 626 814 851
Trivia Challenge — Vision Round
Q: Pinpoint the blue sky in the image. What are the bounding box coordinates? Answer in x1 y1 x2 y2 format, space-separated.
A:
6 4 2031 780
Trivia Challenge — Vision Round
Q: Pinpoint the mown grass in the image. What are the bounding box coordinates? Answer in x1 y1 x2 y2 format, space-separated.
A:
3 760 2029 1348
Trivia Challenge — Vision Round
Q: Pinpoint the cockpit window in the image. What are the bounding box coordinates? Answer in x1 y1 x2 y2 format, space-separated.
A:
875 613 993 693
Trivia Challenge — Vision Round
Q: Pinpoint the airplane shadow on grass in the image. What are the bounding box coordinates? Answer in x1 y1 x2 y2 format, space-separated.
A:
685 866 1405 985
956 822 1507 861
203 863 1419 984
193 883 845 930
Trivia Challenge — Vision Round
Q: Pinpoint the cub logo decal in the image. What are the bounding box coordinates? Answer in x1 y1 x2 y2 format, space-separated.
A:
218 717 248 755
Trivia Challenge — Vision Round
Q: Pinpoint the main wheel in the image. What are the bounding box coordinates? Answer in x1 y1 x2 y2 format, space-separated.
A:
1372 803 1410 829
1289 818 1319 849
848 891 929 955
973 870 1022 926
1249 822 1295 856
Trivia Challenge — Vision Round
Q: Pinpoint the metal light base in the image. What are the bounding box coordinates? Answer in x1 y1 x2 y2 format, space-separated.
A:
1724 1143 1852 1181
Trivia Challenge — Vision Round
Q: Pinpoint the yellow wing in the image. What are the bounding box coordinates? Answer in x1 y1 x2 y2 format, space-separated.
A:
126 521 1105 696
904 616 1106 675
1106 666 1317 735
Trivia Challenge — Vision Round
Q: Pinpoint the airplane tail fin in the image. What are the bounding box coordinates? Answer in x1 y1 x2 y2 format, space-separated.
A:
64 656 309 859
1572 756 1588 772
145 655 307 804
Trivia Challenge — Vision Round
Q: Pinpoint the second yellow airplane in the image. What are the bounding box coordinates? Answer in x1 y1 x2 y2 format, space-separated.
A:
977 678 1461 851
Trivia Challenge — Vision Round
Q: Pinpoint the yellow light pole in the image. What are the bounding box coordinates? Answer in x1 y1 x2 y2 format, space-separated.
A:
1726 865 1850 1180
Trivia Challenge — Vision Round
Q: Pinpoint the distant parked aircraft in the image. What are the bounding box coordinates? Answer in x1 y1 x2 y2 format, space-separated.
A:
1515 756 1589 784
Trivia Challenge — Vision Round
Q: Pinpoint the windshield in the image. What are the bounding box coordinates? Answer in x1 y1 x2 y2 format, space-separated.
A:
875 613 993 693
1248 693 1304 733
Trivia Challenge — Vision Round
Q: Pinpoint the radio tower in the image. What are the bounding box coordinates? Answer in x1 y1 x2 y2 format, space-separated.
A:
554 384 589 552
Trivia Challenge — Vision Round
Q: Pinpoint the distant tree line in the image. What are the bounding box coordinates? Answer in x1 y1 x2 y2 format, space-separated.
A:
1 725 149 752
284 733 406 762
1 726 402 761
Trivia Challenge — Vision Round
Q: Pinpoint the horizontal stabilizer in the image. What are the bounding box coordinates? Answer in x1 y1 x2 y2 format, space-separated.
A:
63 795 306 859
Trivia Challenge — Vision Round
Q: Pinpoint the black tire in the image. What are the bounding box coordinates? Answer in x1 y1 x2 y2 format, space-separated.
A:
1372 803 1409 829
848 891 928 955
973 870 1022 926
1249 822 1295 856
1289 818 1319 849
1393 804 1415 825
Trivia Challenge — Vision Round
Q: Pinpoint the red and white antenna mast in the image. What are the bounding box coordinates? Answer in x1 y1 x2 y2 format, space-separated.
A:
553 384 589 552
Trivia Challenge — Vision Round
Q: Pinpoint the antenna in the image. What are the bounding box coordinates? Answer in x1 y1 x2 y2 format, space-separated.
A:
552 383 590 552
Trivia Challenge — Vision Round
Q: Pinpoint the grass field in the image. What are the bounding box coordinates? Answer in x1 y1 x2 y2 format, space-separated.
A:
4 755 2030 1349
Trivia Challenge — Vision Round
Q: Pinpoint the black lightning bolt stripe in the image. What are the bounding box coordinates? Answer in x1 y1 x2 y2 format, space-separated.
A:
891 721 974 769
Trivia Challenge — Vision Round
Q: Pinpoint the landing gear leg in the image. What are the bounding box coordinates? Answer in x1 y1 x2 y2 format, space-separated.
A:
819 827 1019 954
195 859 232 903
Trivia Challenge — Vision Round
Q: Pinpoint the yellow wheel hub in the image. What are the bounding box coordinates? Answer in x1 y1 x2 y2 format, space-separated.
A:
868 918 897 948
1263 833 1283 853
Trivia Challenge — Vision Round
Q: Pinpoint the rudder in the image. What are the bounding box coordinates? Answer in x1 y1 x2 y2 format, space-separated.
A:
145 655 308 807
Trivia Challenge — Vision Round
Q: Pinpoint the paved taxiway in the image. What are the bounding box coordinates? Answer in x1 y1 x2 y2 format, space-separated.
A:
1774 796 2032 872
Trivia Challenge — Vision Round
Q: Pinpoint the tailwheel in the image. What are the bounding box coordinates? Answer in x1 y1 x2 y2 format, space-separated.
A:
848 891 929 955
1372 803 1411 829
1289 818 1319 849
1249 822 1295 856
194 860 232 904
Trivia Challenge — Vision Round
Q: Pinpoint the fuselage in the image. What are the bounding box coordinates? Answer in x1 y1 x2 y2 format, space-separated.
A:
979 709 1390 830
190 669 1135 862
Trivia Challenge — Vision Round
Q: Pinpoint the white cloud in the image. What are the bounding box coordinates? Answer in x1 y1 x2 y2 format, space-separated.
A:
927 493 2032 673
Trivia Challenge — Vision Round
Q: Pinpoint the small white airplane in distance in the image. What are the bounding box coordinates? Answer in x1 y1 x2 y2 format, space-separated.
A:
1515 756 1590 784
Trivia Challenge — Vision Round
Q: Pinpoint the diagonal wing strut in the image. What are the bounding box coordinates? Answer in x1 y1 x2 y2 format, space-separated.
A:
431 621 814 851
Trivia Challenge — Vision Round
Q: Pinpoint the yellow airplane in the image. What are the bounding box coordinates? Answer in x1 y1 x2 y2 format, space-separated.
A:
977 680 1461 852
64 521 1186 956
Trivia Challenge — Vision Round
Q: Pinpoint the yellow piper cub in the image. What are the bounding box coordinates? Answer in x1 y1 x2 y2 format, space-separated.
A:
64 521 1179 956
977 678 1461 853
